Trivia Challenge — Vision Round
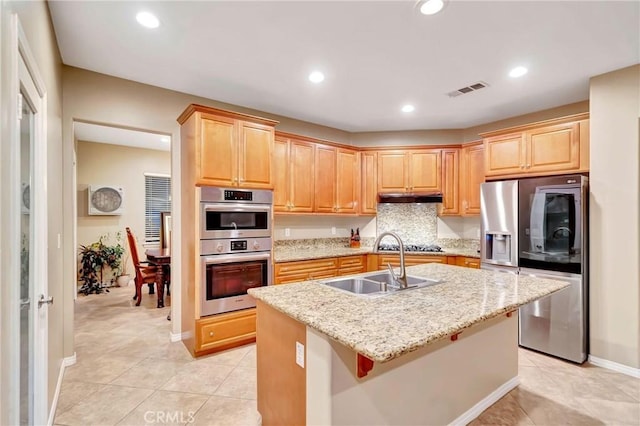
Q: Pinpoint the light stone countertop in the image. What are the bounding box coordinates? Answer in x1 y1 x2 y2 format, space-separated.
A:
274 247 480 263
249 263 568 363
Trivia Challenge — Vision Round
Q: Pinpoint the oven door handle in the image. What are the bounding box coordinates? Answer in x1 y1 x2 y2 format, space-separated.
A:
202 252 271 265
202 203 272 212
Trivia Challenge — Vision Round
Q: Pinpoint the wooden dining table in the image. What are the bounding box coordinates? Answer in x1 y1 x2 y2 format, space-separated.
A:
145 248 170 309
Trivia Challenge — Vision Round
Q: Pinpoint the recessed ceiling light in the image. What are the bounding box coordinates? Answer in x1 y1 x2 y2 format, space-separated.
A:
509 66 528 78
136 11 160 29
160 136 170 143
308 71 325 84
419 0 445 15
401 104 415 113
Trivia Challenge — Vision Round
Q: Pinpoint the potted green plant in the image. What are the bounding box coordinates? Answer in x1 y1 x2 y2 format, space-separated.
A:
77 232 126 294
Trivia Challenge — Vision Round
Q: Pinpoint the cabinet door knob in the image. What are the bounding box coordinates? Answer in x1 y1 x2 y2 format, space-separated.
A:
526 164 531 169
209 331 214 337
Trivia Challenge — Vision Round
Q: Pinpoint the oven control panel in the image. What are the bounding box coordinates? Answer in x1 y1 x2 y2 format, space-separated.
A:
224 190 252 201
230 240 247 251
201 237 272 256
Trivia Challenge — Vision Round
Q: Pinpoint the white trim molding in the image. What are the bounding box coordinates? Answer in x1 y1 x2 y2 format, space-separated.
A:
588 355 640 379
47 353 76 426
450 376 520 426
169 331 182 343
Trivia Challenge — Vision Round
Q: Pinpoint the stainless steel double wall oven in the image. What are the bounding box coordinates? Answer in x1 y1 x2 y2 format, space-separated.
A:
200 187 273 316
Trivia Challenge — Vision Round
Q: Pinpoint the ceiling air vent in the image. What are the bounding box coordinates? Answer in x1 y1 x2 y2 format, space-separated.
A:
447 81 489 98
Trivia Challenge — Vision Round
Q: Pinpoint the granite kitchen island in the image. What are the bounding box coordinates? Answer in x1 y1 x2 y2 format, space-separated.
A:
249 263 568 425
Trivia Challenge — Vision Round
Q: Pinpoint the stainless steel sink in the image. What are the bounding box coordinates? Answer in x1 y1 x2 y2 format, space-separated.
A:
363 272 440 287
320 277 387 295
321 272 442 297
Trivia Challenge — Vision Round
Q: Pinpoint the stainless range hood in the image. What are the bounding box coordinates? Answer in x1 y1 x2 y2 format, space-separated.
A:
377 192 443 203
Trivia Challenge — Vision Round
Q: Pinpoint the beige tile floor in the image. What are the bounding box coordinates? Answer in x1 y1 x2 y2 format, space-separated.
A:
56 286 639 426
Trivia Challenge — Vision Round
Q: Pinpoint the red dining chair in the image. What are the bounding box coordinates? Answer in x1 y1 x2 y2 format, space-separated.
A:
125 227 159 306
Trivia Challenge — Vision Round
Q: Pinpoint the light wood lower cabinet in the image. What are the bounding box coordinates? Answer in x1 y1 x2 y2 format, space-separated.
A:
275 258 339 284
276 254 481 284
455 256 481 269
376 254 448 269
338 255 366 275
195 308 256 355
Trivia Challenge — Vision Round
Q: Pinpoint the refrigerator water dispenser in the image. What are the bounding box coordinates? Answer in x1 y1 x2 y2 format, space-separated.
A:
485 233 512 263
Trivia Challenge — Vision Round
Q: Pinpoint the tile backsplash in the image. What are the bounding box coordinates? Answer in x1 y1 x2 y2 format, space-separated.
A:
273 203 480 251
376 203 480 250
376 203 438 244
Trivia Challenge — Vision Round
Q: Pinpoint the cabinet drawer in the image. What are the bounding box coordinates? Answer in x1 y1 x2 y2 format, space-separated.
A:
378 255 447 269
274 273 309 285
456 256 480 269
275 258 338 276
309 270 338 280
338 265 366 276
196 309 256 354
338 255 365 268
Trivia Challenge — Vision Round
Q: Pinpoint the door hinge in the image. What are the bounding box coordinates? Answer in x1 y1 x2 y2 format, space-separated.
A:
17 93 23 121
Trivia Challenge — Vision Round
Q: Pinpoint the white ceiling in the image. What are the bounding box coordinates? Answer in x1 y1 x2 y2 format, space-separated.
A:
49 1 639 132
74 122 171 151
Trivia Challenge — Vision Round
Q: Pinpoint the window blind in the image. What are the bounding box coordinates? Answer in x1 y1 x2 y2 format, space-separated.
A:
144 174 171 242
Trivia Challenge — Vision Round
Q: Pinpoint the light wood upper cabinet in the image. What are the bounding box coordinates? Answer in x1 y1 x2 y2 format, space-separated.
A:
199 114 237 186
460 142 484 216
273 137 289 211
273 135 315 213
378 149 441 193
314 145 337 212
526 122 579 173
336 149 359 213
239 121 274 189
360 152 377 215
314 145 359 213
484 133 525 177
410 150 441 192
482 114 589 179
440 149 460 215
178 105 277 188
377 151 407 192
290 141 315 212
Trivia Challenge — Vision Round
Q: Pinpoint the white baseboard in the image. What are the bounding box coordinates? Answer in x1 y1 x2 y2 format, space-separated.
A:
47 352 77 426
450 376 520 426
588 355 640 378
169 331 183 342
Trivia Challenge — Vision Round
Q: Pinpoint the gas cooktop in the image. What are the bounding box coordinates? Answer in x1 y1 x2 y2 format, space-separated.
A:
377 243 443 253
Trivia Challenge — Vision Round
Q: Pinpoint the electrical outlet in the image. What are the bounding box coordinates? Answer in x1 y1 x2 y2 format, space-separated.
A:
285 228 291 237
331 227 336 235
296 341 305 368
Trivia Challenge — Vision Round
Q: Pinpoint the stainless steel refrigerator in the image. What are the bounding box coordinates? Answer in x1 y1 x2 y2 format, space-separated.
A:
480 175 588 363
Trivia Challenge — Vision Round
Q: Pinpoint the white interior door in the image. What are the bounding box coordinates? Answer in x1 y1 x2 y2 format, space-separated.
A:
16 17 49 426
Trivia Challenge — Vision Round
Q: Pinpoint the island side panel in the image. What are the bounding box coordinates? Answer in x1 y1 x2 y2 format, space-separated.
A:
306 313 519 425
256 300 306 426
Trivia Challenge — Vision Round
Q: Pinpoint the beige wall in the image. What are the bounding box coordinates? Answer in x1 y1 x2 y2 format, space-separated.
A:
463 100 589 141
589 65 640 369
76 141 171 281
61 66 355 346
0 0 64 421
350 129 463 147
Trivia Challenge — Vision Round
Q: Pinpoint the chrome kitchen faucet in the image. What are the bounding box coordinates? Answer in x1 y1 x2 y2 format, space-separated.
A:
373 232 408 289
